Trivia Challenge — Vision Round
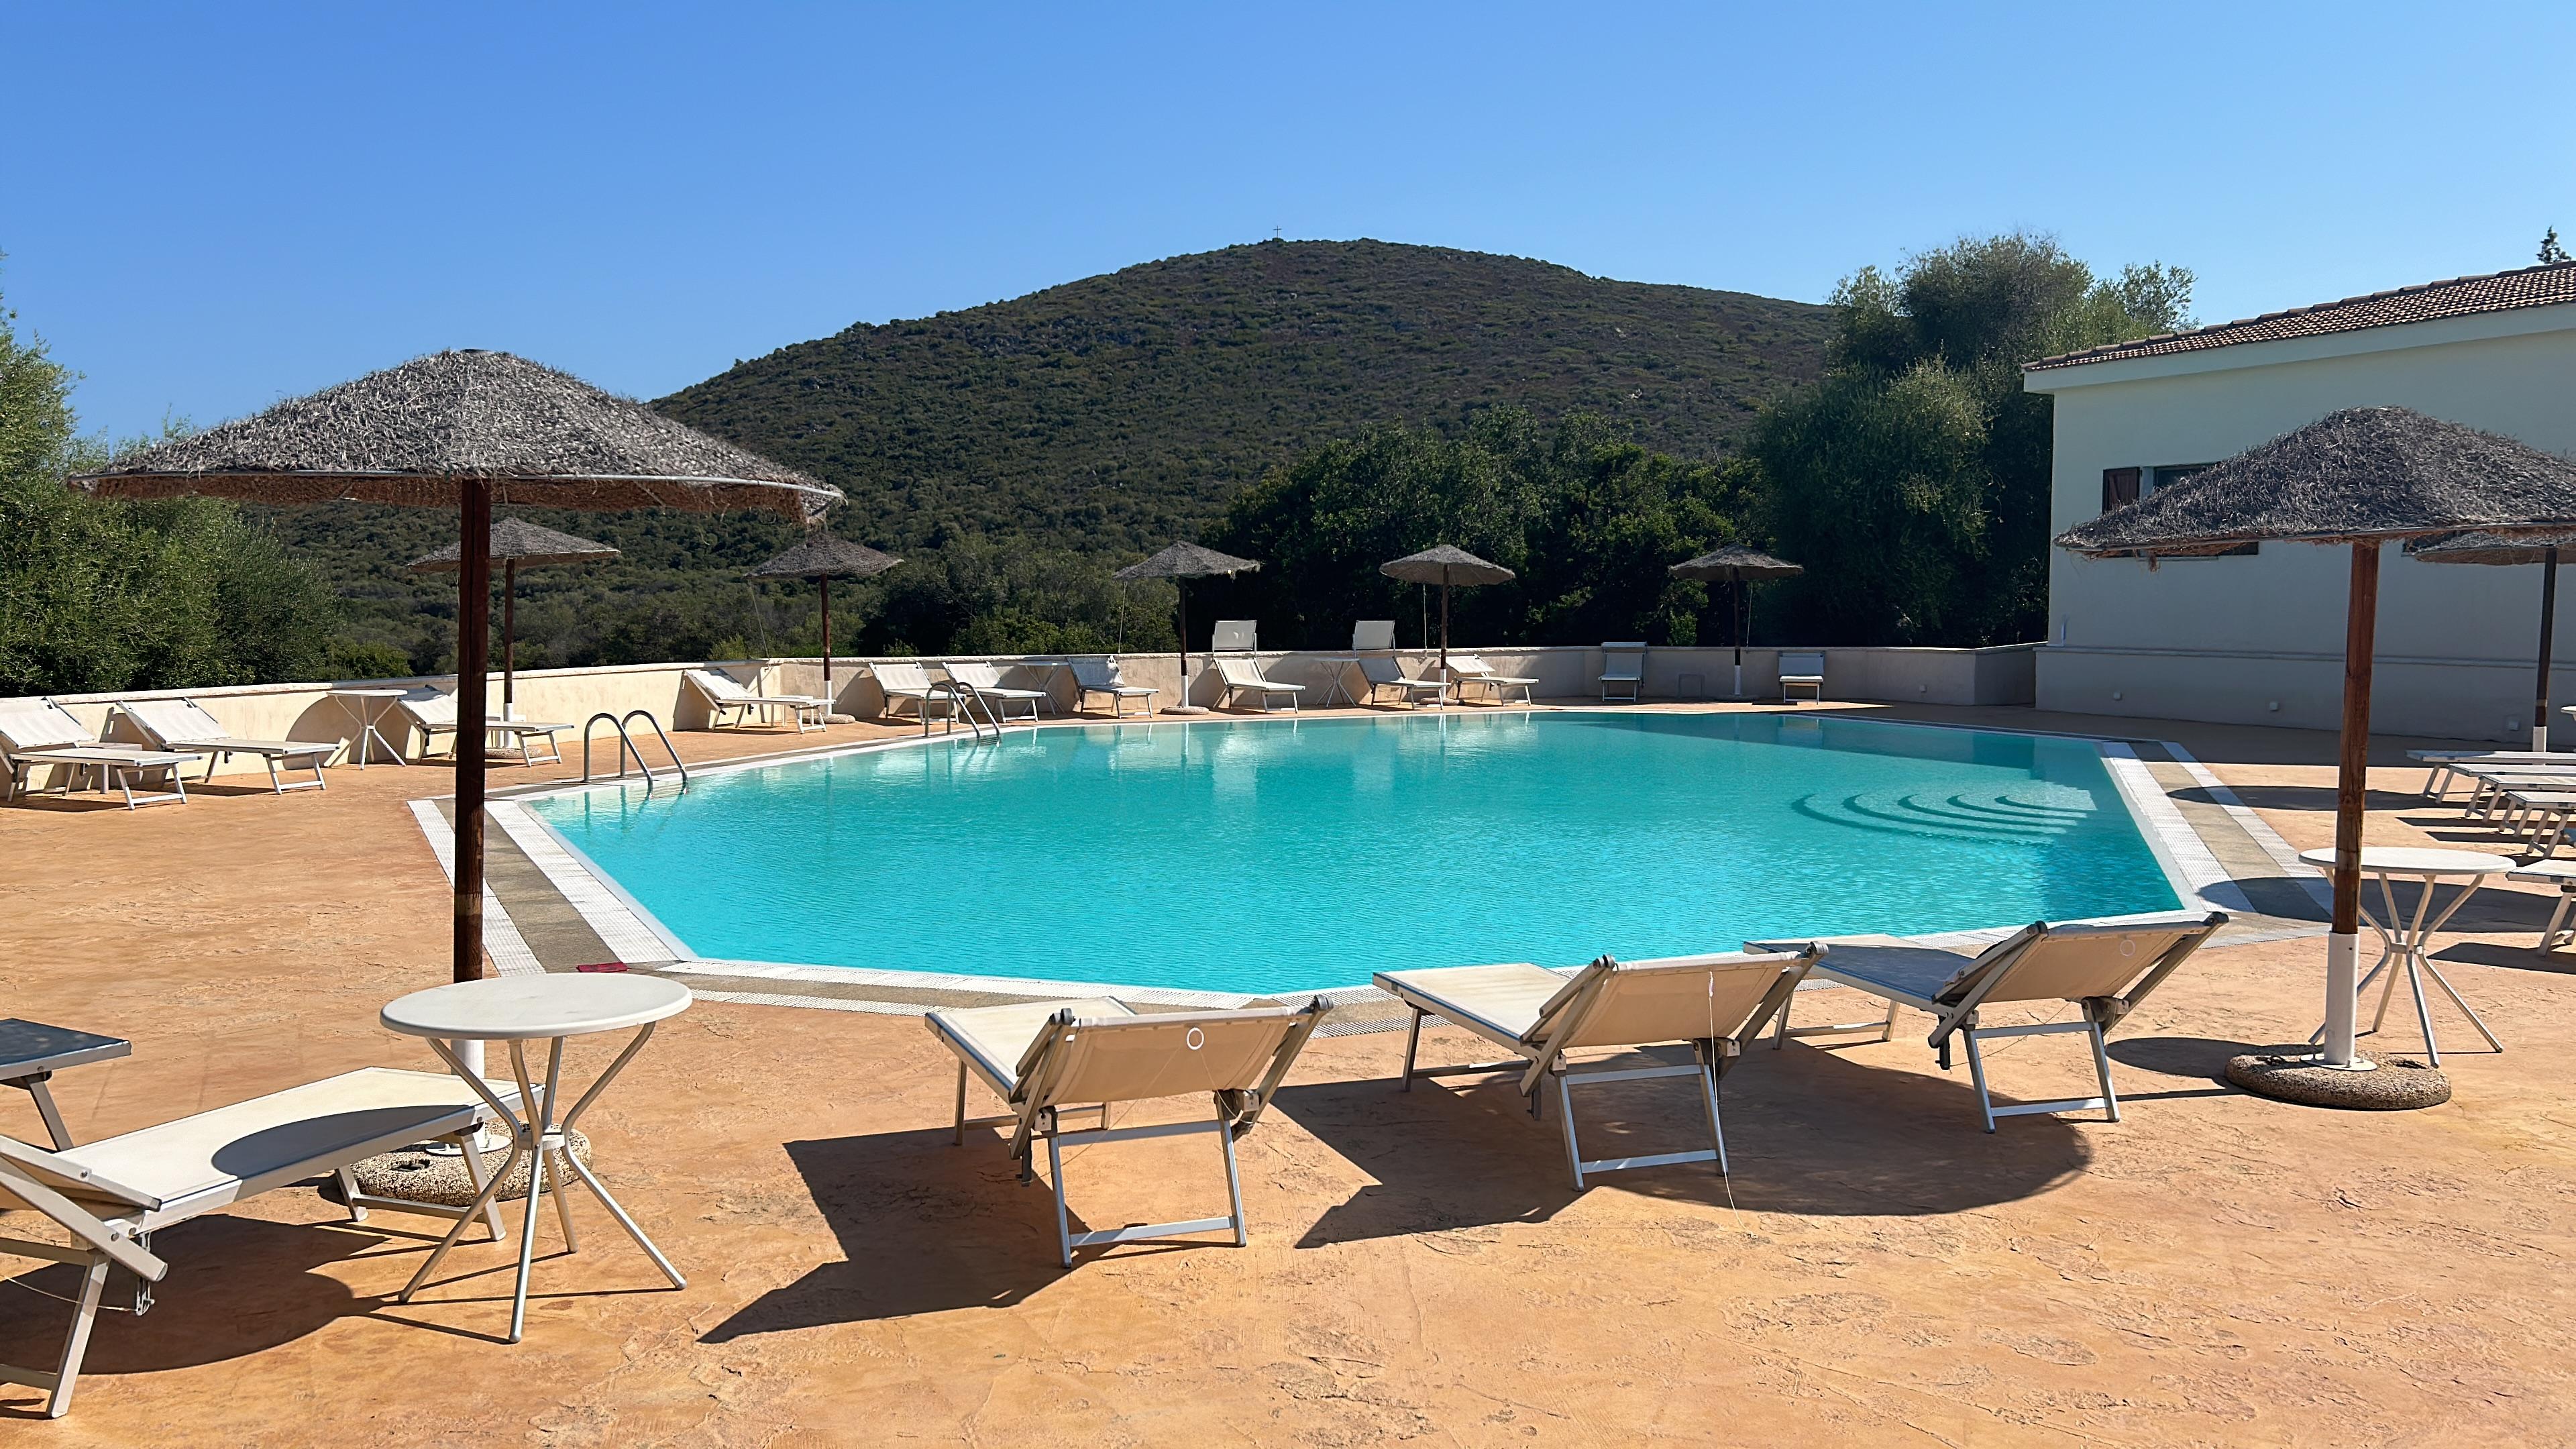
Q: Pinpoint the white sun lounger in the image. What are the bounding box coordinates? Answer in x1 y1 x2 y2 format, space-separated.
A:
1214 657 1303 712
1444 653 1538 705
926 996 1328 1266
682 669 827 733
1599 642 1646 702
0 1067 521 1418
2412 749 2576 799
1356 655 1448 707
114 697 336 794
1375 949 1816 1189
1069 657 1157 717
866 660 953 721
0 699 196 808
1756 911 2226 1132
941 661 1051 722
398 691 579 762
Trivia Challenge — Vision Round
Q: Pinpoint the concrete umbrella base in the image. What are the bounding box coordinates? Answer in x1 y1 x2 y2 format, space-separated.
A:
341 1129 593 1208
2225 1051 2451 1110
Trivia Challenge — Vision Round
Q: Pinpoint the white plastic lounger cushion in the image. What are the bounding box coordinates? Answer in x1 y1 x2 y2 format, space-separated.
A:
0 1068 515 1215
1374 963 1570 1047
927 998 1132 1098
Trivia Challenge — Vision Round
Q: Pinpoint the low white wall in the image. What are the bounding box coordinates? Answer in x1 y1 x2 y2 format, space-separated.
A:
2037 645 2564 745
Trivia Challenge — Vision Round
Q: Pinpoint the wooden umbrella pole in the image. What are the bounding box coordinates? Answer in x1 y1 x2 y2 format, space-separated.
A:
454 479 494 987
2321 540 2381 1067
501 558 517 716
2534 547 2559 752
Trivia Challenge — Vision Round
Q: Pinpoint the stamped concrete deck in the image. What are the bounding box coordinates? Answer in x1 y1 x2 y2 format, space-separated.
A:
2 700 2571 1444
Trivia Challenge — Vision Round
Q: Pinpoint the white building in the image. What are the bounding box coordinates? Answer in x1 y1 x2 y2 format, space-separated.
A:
2023 262 2576 743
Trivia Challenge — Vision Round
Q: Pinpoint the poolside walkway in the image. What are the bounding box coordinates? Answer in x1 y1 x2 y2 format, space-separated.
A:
2 700 2571 1444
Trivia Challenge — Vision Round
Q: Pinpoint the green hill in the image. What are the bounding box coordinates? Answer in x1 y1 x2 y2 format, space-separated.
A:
260 240 1831 671
655 239 1831 553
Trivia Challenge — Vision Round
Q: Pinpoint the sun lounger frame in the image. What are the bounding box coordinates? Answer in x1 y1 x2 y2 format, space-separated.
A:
1765 912 2226 1132
929 998 1329 1267
1379 949 1815 1189
0 1067 518 1417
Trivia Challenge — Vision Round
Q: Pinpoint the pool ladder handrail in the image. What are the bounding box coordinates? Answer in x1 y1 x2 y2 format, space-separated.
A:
922 680 1003 742
581 710 690 788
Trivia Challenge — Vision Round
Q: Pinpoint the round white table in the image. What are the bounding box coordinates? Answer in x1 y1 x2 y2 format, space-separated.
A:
381 973 692 1342
328 687 412 768
2298 846 2510 1065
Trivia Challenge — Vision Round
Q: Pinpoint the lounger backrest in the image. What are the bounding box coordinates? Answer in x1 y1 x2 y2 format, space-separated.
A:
0 698 96 751
1601 643 1646 679
1211 620 1256 651
1070 657 1125 689
873 661 934 692
1527 951 1811 1052
1352 619 1395 651
686 669 755 704
1962 915 2222 1007
0 1134 160 1212
945 661 1001 690
119 697 225 747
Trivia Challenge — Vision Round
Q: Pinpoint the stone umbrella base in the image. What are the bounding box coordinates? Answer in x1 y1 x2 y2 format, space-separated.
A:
341 1130 593 1208
2226 1051 2451 1110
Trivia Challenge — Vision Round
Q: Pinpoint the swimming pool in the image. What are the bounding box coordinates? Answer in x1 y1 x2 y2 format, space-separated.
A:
527 712 2184 996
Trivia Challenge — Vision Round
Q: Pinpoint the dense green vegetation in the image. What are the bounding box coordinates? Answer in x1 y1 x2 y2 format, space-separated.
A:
5 235 2193 690
1744 235 2193 645
0 272 346 696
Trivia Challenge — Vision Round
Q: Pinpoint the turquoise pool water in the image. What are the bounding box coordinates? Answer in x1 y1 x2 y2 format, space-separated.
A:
529 712 2182 995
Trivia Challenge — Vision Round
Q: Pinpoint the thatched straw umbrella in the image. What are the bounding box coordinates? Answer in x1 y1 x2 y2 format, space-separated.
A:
1670 544 1803 698
409 517 620 718
747 533 902 721
1380 545 1515 677
2057 406 2576 1077
69 351 839 1003
1115 543 1261 715
2408 529 2576 751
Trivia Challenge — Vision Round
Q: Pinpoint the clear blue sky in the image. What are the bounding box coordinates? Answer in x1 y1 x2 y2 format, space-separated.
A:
7 1 2572 441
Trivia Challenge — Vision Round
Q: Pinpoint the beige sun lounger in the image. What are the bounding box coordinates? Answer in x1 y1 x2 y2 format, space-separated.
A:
1214 657 1303 712
0 1067 521 1417
0 699 196 808
1356 655 1448 707
1599 642 1646 701
1756 911 2226 1132
682 669 827 733
1375 949 1816 1189
398 690 578 762
926 996 1328 1266
942 661 1051 722
115 697 336 794
1444 653 1538 705
1069 657 1157 717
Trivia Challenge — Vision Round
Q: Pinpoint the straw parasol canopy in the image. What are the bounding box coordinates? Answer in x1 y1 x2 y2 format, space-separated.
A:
2411 529 2576 751
2056 406 2576 1085
747 533 902 712
1115 543 1261 715
70 350 841 993
1380 545 1514 674
1670 544 1804 690
410 518 621 715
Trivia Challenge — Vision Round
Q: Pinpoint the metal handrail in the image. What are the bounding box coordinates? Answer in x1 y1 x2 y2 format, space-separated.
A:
922 681 1002 741
580 710 691 788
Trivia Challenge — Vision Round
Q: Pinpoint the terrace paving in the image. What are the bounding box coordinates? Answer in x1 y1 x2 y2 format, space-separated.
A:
1 700 2570 1444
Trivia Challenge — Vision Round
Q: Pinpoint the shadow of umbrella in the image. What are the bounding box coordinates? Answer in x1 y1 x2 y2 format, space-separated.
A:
1279 1041 2092 1249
